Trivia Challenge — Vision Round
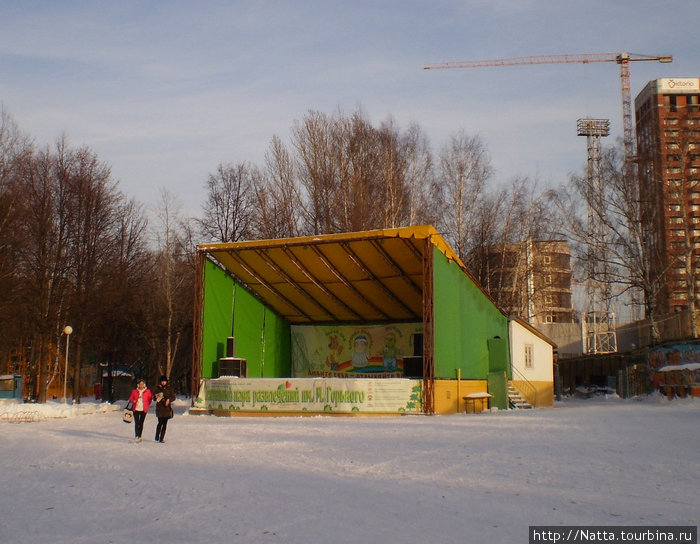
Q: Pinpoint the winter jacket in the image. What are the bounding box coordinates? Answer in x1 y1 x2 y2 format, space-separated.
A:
128 387 153 413
155 384 176 418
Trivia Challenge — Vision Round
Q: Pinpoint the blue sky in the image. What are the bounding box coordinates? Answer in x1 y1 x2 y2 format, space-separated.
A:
1 1 697 218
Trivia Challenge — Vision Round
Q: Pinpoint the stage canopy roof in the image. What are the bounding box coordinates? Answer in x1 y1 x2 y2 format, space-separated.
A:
198 225 467 325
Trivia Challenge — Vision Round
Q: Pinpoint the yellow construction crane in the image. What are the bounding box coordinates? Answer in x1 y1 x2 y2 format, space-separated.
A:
424 52 672 162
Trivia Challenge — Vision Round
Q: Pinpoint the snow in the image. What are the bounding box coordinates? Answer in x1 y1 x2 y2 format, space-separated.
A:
1 395 698 543
658 363 700 372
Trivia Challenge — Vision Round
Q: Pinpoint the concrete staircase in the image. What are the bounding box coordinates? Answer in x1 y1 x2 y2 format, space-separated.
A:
508 382 533 410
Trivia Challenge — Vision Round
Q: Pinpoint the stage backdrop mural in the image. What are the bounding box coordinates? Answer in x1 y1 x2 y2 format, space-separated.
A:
291 323 422 378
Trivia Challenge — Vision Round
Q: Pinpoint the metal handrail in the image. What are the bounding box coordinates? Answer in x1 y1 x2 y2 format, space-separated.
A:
509 365 538 407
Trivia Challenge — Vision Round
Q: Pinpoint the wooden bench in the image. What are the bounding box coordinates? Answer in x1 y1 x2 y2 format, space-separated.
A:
463 392 492 414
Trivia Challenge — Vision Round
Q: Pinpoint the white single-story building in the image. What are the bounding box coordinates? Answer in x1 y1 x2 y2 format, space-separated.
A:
508 317 556 407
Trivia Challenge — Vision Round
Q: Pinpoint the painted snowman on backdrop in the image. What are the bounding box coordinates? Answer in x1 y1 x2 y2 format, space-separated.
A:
351 335 369 368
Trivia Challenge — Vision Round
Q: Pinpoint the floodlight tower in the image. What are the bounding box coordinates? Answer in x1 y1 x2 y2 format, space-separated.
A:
577 118 617 354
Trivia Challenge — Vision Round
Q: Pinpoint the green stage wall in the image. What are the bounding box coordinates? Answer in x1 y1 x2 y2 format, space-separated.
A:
202 259 235 378
232 284 291 378
202 259 291 379
432 247 509 379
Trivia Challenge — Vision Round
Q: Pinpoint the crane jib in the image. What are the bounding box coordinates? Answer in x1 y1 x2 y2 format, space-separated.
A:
423 52 673 162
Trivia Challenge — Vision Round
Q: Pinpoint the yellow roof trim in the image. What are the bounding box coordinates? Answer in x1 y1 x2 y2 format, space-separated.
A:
198 225 465 269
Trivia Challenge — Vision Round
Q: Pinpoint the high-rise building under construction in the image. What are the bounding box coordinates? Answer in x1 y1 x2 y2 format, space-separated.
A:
635 78 700 319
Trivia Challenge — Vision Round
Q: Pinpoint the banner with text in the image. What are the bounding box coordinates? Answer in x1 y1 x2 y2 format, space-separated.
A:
195 378 422 414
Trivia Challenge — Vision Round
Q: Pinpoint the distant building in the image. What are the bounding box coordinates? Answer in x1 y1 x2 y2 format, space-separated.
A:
635 78 700 317
485 240 574 325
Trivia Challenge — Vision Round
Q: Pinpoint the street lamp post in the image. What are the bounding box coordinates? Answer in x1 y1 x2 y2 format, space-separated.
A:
63 326 73 403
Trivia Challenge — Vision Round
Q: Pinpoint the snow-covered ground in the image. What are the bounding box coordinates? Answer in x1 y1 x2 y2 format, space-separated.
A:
1 395 698 544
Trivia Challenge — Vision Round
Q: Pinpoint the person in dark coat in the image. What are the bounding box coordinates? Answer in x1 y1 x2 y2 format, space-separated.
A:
154 375 176 443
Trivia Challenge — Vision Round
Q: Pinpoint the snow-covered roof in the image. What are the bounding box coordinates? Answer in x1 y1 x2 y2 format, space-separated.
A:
657 363 700 372
101 370 134 378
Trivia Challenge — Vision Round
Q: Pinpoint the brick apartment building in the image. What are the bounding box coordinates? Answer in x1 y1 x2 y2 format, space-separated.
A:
635 78 700 319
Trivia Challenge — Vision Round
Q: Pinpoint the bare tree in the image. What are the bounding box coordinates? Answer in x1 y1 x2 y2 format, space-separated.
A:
55 141 120 402
13 143 73 401
198 162 256 243
147 190 194 380
292 110 341 235
237 108 440 238
401 123 437 226
340 110 390 232
11 137 135 402
0 109 32 355
1 117 186 400
253 135 302 239
92 197 150 400
468 177 556 318
552 144 667 340
0 107 31 231
436 131 492 260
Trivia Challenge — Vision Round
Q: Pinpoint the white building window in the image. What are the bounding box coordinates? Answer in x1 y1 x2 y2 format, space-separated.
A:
524 344 534 369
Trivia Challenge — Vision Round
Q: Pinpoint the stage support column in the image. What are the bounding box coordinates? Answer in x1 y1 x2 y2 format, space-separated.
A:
422 238 435 414
191 250 205 405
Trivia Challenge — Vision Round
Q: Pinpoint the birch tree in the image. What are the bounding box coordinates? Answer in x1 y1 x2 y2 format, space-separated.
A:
436 131 492 260
293 110 340 235
147 190 193 380
253 135 302 239
401 123 436 227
